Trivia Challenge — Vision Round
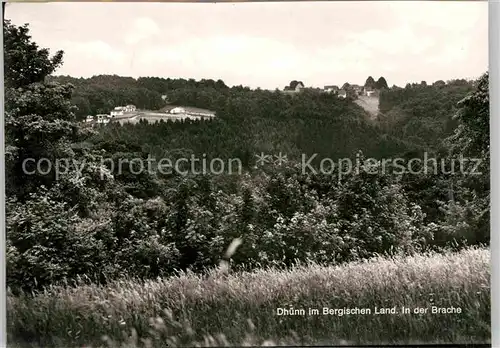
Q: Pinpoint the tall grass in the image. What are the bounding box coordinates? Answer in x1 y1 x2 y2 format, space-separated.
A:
8 247 490 347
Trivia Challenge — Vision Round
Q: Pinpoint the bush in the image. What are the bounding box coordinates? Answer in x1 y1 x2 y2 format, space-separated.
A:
6 188 109 291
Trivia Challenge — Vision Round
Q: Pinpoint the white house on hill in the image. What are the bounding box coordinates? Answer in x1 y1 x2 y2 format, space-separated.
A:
111 105 137 117
324 85 339 93
351 84 363 94
170 106 186 114
283 81 305 94
111 107 125 117
125 105 136 112
96 114 112 124
169 106 216 119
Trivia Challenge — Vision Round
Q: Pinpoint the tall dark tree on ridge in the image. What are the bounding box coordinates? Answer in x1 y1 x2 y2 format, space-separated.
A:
376 77 389 89
434 80 446 87
365 76 376 89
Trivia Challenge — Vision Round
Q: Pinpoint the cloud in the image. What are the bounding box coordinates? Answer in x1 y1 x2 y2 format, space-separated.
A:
54 40 129 77
346 27 434 57
137 35 300 70
132 35 308 87
396 1 484 33
6 2 487 89
63 40 126 62
124 17 160 45
136 35 304 75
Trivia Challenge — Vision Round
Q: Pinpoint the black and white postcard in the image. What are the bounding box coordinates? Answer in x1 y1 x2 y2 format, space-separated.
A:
3 1 490 347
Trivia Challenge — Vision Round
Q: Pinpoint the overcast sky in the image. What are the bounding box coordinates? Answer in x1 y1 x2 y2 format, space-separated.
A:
6 1 488 90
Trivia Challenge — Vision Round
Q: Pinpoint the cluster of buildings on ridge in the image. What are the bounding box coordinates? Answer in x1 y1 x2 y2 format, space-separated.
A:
84 105 137 125
283 81 378 98
84 104 216 126
82 79 381 126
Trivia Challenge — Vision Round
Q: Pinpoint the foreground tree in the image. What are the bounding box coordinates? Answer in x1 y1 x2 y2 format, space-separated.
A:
449 72 489 158
4 20 79 198
4 21 119 290
4 20 63 89
442 72 489 245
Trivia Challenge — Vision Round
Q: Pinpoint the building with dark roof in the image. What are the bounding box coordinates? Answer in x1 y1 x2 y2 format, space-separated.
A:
324 85 339 93
283 81 305 93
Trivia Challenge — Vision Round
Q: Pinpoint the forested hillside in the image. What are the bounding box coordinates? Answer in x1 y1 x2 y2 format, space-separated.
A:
54 73 417 164
50 74 478 160
378 80 476 150
91 88 410 167
48 75 230 118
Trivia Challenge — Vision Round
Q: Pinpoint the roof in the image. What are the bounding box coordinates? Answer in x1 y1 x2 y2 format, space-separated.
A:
111 113 140 120
182 106 216 114
159 105 177 112
324 85 339 90
158 105 215 115
289 80 304 89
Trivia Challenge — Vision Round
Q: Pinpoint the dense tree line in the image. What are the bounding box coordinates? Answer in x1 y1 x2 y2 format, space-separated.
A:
5 20 489 293
378 80 476 149
91 86 411 168
48 75 230 118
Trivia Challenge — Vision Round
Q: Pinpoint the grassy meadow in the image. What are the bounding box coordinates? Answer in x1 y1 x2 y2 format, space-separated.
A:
7 247 490 347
